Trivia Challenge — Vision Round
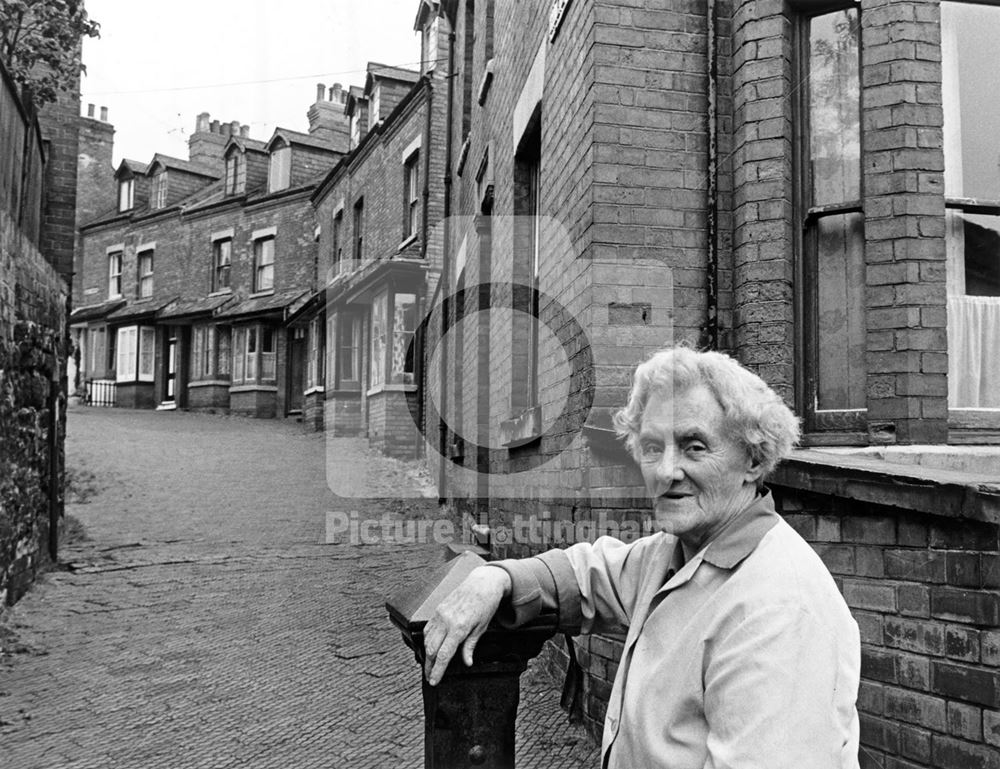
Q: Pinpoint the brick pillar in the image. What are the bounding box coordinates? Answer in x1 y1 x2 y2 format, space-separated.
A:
730 0 795 403
861 0 948 444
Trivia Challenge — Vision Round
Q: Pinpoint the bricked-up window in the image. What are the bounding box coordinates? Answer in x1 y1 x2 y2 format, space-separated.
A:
115 325 154 382
800 6 866 430
370 291 388 388
353 198 365 262
117 177 134 212
212 238 232 292
332 211 344 277
137 249 154 299
268 143 291 192
108 250 123 298
253 237 275 293
512 109 541 411
942 1 1000 414
150 172 167 209
404 151 420 239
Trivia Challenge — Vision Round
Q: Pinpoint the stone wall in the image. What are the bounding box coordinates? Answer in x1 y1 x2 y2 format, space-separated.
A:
0 209 67 606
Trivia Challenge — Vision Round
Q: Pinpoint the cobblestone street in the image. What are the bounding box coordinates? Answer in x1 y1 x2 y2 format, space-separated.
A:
0 406 599 768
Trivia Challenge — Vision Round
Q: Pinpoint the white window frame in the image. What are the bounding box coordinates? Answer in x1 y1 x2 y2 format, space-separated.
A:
137 247 154 299
115 325 154 383
268 143 291 192
118 178 134 212
108 248 123 299
253 235 275 293
151 171 168 209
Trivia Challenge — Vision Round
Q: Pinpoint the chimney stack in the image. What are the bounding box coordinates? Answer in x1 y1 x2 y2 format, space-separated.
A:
307 83 351 152
188 111 227 174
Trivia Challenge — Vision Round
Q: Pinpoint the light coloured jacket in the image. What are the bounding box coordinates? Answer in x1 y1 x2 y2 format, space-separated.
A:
492 493 861 769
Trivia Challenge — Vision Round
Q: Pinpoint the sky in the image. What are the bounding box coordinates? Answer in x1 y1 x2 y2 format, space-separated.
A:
80 0 424 165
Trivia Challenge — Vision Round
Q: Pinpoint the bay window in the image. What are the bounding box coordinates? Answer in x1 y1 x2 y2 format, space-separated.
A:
231 324 277 385
942 1 1000 415
115 325 154 382
369 290 418 391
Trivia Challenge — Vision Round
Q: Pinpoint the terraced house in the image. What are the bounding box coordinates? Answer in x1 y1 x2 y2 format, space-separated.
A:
72 88 350 417
305 52 447 452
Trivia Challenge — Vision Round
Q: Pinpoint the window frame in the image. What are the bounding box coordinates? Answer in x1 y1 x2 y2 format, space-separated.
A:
268 143 291 193
367 289 418 394
137 248 154 299
151 171 168 209
117 177 134 212
212 237 232 293
794 4 868 437
253 236 275 293
115 325 154 383
332 210 344 278
404 150 421 240
353 197 365 262
231 323 277 385
108 249 123 299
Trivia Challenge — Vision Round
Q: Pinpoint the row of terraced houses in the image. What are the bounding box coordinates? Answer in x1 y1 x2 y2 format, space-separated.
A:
71 1 1000 765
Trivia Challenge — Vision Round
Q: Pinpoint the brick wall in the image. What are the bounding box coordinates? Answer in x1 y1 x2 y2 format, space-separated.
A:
773 486 999 768
0 209 67 606
38 86 82 284
861 0 948 444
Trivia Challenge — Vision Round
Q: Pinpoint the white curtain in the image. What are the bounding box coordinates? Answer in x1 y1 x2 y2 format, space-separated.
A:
948 296 1000 408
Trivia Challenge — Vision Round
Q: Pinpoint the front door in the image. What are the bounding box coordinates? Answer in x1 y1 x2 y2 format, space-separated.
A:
287 328 305 413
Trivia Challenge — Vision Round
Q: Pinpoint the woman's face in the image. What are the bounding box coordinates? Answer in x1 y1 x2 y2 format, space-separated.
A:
636 383 762 551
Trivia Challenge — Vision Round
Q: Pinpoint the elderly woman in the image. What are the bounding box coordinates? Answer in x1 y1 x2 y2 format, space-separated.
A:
423 346 861 769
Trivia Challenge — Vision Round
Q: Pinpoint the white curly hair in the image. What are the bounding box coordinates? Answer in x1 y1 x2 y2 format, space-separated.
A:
612 346 801 477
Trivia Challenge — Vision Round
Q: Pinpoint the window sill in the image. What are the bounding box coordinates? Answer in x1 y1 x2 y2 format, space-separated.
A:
229 384 279 393
188 379 231 388
326 388 362 397
500 405 542 449
772 448 1000 524
397 234 418 252
249 290 275 299
304 385 325 396
366 383 418 397
208 289 232 297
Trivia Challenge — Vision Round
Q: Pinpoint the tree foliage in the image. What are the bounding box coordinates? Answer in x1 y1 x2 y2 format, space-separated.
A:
0 0 99 108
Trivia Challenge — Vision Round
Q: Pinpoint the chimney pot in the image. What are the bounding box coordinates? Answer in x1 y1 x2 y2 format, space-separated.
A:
87 103 95 118
210 119 220 133
316 83 326 102
241 125 250 138
100 106 108 122
331 83 343 102
196 112 211 133
230 120 240 136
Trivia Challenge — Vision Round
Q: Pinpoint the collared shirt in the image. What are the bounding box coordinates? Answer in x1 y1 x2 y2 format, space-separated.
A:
492 492 861 769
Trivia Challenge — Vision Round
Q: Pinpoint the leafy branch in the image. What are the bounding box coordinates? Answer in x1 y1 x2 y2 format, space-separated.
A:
0 0 100 108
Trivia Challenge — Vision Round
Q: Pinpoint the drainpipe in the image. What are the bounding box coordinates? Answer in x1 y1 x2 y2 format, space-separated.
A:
705 0 720 351
437 27 457 501
421 75 433 261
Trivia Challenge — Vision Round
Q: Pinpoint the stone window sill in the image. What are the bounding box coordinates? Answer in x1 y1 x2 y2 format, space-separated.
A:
500 405 541 449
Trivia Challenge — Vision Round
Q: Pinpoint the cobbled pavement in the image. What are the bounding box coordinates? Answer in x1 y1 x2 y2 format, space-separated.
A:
0 405 600 768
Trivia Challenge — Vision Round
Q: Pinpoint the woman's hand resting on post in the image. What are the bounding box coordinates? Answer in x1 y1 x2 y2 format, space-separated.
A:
423 566 513 686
